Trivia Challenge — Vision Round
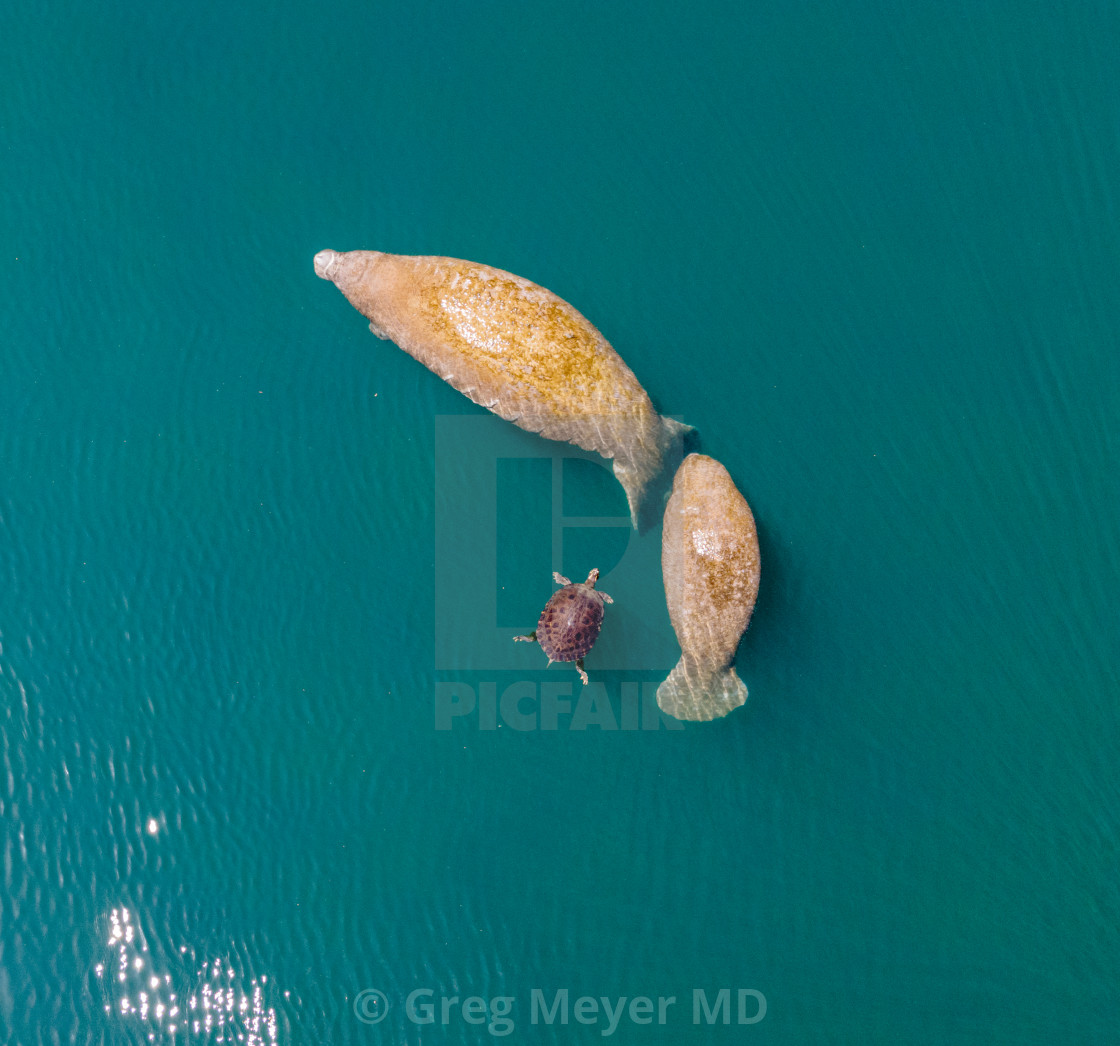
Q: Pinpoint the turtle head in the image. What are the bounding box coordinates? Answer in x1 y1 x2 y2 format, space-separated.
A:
584 568 600 588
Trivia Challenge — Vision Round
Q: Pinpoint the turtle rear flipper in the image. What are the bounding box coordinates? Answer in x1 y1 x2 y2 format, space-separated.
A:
513 631 538 643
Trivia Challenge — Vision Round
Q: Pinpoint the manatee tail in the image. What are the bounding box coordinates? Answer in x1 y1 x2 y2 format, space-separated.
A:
656 657 747 722
614 415 693 532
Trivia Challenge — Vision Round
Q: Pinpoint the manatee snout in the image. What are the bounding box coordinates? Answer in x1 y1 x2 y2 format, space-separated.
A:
313 249 339 279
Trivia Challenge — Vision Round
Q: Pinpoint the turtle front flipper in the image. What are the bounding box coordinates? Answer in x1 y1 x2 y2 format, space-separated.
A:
513 631 538 643
552 572 572 586
600 592 614 604
575 659 589 686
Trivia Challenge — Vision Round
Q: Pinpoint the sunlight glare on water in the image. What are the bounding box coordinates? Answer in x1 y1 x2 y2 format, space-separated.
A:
95 908 284 1044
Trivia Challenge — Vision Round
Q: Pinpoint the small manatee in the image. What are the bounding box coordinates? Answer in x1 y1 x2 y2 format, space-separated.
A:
658 454 761 721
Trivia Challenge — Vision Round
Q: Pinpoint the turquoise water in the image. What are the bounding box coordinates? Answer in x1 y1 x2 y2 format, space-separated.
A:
3 1 1118 1043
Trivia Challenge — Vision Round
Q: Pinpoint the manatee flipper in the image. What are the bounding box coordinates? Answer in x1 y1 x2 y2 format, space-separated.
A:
656 659 748 722
614 414 691 532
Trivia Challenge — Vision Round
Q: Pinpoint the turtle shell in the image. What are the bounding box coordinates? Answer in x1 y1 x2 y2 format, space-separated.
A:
536 585 605 662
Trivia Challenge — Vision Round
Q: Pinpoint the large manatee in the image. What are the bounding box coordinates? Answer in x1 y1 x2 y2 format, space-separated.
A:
658 453 761 721
314 249 688 529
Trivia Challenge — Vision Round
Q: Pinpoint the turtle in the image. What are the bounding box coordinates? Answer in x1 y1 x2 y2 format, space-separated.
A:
514 569 613 684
